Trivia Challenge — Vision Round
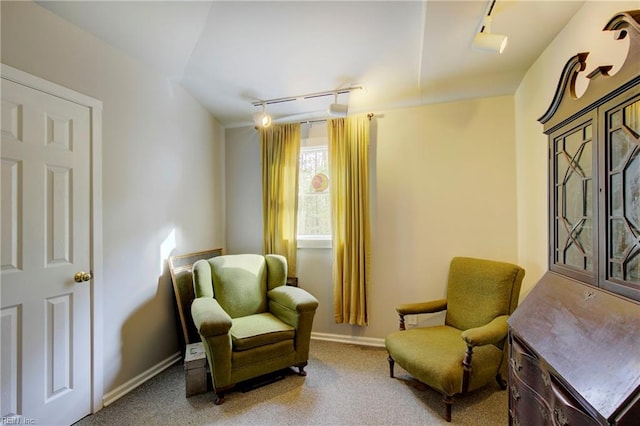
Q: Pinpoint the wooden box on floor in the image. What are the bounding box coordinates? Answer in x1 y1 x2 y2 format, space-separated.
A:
184 342 207 397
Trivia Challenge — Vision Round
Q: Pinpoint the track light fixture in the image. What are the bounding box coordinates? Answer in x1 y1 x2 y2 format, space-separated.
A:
328 92 348 117
251 85 361 123
472 1 508 54
253 102 272 128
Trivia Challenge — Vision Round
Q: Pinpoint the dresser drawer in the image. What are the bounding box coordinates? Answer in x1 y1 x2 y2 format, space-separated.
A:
509 371 552 426
510 336 553 403
549 376 601 426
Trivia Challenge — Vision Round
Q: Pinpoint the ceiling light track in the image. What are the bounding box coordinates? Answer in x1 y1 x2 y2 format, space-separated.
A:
251 85 363 107
472 0 508 54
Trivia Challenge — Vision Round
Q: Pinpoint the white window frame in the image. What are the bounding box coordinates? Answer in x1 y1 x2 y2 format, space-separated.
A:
298 134 332 249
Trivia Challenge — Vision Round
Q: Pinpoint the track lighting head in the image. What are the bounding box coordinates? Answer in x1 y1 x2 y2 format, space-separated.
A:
472 9 508 54
328 104 348 117
328 92 348 117
473 32 508 54
253 103 272 128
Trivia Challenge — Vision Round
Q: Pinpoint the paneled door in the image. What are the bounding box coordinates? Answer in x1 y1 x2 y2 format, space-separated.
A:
1 76 93 425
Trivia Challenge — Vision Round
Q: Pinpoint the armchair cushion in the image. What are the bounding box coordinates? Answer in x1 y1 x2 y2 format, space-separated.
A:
385 325 503 395
210 254 268 318
231 313 294 351
446 257 524 330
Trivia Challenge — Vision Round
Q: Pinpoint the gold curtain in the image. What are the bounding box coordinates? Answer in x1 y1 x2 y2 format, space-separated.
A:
328 115 370 326
260 123 301 275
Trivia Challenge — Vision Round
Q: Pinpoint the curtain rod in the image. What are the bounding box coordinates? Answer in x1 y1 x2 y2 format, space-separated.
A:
254 113 374 130
251 85 363 107
301 113 375 125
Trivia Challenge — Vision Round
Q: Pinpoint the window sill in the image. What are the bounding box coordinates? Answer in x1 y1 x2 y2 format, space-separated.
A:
297 237 332 249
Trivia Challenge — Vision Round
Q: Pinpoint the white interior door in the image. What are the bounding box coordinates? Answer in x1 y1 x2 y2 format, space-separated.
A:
1 77 92 425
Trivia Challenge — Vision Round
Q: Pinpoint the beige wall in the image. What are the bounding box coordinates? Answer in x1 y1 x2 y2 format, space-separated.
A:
226 95 518 340
515 1 636 298
1 1 225 396
3 0 636 409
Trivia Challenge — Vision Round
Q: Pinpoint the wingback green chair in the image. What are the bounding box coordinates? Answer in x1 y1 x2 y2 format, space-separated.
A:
191 254 319 404
385 257 524 422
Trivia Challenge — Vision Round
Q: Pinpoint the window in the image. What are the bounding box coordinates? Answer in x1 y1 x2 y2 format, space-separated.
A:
297 135 331 248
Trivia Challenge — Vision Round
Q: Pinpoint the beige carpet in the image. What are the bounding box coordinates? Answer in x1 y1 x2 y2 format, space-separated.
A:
75 340 507 425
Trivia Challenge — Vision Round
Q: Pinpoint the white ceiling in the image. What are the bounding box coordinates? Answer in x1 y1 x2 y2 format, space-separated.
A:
36 0 586 128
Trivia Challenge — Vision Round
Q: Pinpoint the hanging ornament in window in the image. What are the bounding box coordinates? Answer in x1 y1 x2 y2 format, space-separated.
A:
311 173 329 192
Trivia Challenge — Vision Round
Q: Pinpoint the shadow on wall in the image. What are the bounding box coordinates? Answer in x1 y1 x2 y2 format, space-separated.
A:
110 258 181 396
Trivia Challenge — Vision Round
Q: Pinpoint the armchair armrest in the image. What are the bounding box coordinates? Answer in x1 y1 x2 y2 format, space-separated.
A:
268 286 318 366
461 315 509 347
268 286 319 313
191 298 232 337
396 298 447 315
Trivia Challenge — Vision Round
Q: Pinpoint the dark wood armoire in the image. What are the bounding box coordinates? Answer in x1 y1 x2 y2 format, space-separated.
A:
508 10 640 426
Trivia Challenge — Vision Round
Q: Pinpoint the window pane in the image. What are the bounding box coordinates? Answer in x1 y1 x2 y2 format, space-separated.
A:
607 101 639 287
554 124 593 272
298 144 331 237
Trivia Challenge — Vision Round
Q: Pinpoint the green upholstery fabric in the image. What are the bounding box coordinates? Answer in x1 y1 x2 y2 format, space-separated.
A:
210 254 268 318
191 254 318 401
385 326 503 395
445 257 523 331
231 312 294 351
384 257 524 421
396 299 447 316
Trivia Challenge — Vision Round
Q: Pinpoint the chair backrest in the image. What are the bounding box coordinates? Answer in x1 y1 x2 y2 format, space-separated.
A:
445 257 524 331
193 254 288 318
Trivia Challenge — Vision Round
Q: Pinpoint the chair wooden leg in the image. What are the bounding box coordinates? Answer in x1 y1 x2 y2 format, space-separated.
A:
443 395 453 422
295 362 308 376
213 384 233 405
387 355 395 378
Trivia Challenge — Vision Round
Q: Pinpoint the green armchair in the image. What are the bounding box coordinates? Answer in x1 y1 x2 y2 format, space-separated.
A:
191 254 318 404
385 257 524 422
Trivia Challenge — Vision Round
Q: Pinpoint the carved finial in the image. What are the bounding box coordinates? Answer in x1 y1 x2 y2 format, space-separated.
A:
538 10 640 131
538 53 588 124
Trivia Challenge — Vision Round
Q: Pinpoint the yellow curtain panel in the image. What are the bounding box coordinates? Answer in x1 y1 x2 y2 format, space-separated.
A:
260 123 301 276
328 116 371 326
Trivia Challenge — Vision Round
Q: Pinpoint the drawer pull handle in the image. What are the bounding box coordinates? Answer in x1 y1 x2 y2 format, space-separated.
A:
511 358 522 372
541 405 549 420
509 409 520 426
554 408 569 425
511 387 521 401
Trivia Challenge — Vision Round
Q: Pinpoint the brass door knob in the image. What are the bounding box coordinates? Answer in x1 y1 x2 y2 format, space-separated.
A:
74 271 93 283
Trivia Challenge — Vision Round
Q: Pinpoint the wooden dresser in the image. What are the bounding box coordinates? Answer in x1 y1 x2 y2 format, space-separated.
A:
508 273 640 425
508 10 640 426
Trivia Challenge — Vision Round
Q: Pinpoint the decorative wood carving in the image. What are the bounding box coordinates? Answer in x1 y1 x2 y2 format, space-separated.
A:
539 10 640 132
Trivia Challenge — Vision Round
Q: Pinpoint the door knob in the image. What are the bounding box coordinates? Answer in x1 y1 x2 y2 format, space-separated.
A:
74 271 92 283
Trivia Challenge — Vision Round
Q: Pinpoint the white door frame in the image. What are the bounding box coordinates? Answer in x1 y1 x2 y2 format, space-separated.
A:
1 63 104 413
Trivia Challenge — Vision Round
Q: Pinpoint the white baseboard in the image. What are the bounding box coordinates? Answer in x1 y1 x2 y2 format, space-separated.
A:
311 332 385 348
102 351 182 407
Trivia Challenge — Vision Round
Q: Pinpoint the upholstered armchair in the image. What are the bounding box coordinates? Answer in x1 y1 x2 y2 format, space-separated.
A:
385 257 524 422
191 254 318 404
